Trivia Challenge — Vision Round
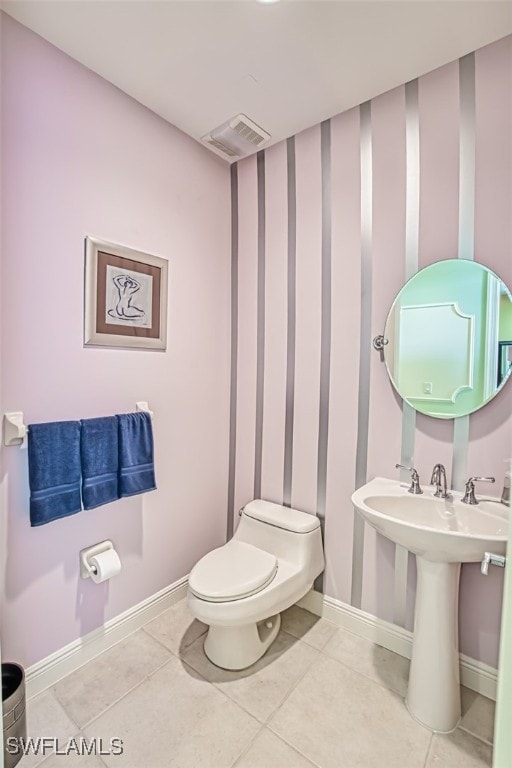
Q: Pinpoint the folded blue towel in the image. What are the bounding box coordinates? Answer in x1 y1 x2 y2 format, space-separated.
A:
27 421 82 526
80 416 119 509
117 412 156 497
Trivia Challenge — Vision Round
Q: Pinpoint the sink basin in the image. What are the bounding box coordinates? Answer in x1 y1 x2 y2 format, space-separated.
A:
351 476 509 733
351 477 508 562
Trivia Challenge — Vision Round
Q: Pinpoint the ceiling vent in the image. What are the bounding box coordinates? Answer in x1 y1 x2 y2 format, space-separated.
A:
202 114 271 160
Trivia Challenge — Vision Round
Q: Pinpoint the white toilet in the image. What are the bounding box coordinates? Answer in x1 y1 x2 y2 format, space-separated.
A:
187 499 325 670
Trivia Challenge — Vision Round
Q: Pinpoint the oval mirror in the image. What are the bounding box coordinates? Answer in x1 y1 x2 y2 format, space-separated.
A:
383 259 512 419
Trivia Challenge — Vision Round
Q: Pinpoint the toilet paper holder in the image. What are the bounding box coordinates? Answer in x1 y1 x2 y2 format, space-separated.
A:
80 540 116 579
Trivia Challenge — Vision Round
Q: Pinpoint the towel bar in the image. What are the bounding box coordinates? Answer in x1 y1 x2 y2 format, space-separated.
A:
4 402 154 447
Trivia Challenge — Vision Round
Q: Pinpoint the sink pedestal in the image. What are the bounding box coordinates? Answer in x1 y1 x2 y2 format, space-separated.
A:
351 476 508 733
406 558 461 733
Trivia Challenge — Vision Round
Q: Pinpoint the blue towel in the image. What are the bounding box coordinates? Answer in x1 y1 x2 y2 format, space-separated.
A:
27 421 82 526
80 416 119 509
117 412 156 497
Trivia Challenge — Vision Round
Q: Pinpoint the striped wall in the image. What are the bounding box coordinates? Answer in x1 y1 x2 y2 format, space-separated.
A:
228 35 512 668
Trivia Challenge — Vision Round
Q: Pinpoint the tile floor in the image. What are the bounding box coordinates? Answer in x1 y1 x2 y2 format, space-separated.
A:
18 600 494 768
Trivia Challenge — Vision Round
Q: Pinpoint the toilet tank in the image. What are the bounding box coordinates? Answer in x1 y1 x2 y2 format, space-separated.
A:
234 500 324 577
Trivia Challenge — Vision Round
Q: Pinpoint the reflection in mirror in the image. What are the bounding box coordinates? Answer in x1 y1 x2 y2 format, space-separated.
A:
498 341 512 387
383 260 512 419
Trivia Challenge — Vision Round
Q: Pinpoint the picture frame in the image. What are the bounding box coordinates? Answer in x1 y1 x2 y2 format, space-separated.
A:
498 341 512 387
84 236 168 350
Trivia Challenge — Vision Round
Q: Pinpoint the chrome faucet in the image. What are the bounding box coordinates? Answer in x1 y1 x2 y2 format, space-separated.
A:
461 476 495 505
396 464 423 495
430 464 450 499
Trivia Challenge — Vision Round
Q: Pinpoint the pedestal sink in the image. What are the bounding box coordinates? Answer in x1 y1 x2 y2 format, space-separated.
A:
351 477 508 732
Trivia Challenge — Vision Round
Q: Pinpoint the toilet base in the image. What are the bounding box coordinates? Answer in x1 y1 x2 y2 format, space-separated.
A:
203 613 281 670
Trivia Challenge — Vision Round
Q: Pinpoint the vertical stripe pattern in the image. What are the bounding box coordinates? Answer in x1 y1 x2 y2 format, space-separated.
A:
227 163 238 539
317 119 332 520
227 44 508 633
283 138 297 507
351 101 372 609
458 53 476 263
254 151 266 499
395 79 420 626
315 119 332 591
404 79 420 283
452 52 476 492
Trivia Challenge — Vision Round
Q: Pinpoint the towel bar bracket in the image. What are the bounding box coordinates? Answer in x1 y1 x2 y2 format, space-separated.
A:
3 412 28 446
136 401 154 418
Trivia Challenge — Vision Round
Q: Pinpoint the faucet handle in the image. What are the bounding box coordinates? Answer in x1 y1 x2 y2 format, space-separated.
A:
396 464 423 495
461 476 495 505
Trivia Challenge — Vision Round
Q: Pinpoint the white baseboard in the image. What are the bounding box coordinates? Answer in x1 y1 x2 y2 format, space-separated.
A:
298 589 498 701
26 580 497 703
25 576 188 700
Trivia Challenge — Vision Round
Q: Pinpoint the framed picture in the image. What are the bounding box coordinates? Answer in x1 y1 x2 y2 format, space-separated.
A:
84 236 168 350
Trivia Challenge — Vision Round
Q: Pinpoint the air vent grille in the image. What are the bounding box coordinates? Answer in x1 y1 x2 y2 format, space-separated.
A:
232 120 266 146
206 138 238 158
202 113 270 161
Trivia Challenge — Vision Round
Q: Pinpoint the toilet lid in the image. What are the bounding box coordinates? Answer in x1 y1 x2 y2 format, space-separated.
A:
189 540 278 602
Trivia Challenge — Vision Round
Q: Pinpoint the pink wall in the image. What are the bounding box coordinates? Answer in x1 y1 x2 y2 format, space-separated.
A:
1 14 510 673
0 15 231 667
234 35 512 667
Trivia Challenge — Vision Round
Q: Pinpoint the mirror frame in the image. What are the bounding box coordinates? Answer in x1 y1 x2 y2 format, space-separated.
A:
382 259 512 419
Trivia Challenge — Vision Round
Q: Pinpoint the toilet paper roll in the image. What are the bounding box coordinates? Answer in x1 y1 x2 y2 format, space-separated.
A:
89 549 121 584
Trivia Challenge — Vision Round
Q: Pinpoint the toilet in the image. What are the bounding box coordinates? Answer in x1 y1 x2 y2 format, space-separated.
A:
187 499 325 670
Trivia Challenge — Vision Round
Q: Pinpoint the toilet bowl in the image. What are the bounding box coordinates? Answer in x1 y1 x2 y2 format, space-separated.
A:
187 499 325 670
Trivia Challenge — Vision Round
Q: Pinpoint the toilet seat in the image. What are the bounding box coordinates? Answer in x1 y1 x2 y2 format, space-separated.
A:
189 540 278 603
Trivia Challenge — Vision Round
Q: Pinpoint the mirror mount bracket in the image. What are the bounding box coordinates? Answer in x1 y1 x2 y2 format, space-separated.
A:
372 335 388 351
373 335 388 361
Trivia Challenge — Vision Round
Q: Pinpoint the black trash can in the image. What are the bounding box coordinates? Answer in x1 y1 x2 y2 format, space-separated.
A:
2 663 26 768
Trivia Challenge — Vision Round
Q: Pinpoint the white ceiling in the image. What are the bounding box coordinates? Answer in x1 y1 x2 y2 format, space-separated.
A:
2 1 512 162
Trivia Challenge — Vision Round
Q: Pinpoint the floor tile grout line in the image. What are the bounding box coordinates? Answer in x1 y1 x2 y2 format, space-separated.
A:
261 728 323 768
229 722 267 768
317 641 412 702
316 625 496 751
49 625 177 730
318 621 496 749
45 620 307 741
314 641 495 750
179 656 274 726
59 622 208 732
265 724 324 768
18 724 110 768
281 629 335 653
38 600 493 765
74 655 179 731
177 653 265 717
265 728 323 768
179 632 321 727
263 644 322 727
96 752 110 768
457 724 494 748
47 685 84 735
422 732 435 768
73 648 265 765
281 611 338 650
141 622 208 658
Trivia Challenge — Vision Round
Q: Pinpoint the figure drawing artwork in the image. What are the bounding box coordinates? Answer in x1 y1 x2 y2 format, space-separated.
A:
106 266 153 328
